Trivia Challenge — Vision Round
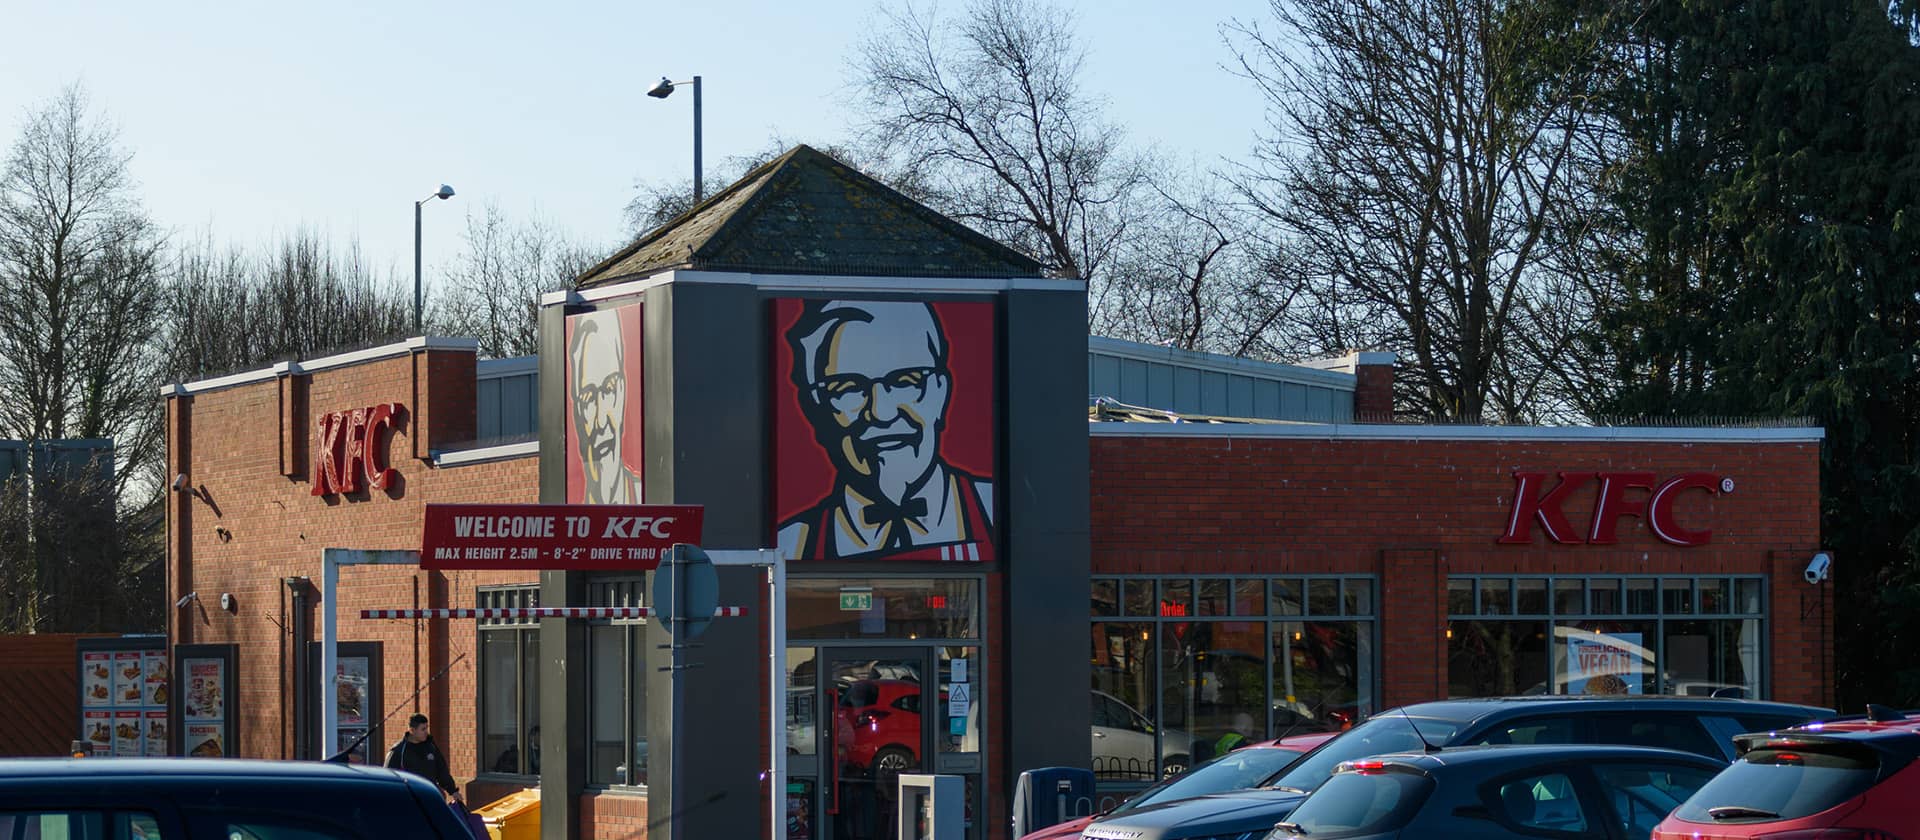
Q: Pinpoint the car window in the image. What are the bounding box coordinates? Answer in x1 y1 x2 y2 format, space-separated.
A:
1279 769 1433 838
1493 772 1591 834
0 812 107 840
1267 714 1463 792
892 694 919 714
1673 746 1880 824
1592 713 1722 759
1088 693 1113 727
1475 715 1585 746
1116 746 1307 815
189 813 361 840
1593 763 1718 838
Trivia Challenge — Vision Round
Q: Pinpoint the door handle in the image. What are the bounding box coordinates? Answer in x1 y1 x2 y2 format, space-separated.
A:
1092 731 1107 738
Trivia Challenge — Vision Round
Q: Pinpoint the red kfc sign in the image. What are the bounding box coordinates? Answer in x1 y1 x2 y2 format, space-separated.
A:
1498 471 1730 547
420 503 704 571
311 403 404 496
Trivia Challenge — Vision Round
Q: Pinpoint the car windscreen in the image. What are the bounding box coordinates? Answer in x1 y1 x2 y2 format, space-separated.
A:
1271 768 1434 838
1113 747 1308 815
1265 715 1462 792
1673 745 1880 823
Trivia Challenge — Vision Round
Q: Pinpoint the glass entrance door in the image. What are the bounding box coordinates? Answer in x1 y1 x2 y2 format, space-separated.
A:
822 648 933 840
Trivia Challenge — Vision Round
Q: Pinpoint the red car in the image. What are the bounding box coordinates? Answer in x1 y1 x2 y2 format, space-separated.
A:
1653 706 1920 839
833 679 924 779
1020 732 1336 840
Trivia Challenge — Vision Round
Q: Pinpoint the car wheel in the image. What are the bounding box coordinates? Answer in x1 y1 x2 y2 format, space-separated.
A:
872 746 916 792
1160 754 1189 779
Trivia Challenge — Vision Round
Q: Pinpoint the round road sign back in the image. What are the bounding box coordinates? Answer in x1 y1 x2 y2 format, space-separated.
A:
652 544 718 639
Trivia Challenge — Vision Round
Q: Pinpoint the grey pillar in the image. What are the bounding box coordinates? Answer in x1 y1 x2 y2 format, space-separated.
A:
539 301 588 840
1003 288 1092 786
643 282 768 839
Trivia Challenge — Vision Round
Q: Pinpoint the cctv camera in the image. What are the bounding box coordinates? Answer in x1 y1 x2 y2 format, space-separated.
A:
171 474 189 492
174 591 198 608
1805 552 1832 584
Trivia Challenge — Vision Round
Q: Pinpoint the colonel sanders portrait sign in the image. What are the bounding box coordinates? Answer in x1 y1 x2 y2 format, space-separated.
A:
565 303 644 505
773 299 997 562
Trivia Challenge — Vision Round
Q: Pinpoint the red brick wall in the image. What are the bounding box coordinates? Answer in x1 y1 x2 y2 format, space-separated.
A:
580 792 648 839
0 633 116 756
1090 434 1829 707
167 347 538 797
1353 365 1394 421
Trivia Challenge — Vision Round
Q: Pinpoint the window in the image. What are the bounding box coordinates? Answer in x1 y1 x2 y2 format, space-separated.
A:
587 577 647 787
1594 762 1718 838
788 579 979 639
1448 576 1765 698
1090 576 1378 781
1493 772 1590 833
478 586 541 777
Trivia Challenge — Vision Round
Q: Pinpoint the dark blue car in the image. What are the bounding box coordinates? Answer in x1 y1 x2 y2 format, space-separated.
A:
1266 744 1724 839
1078 696 1828 840
0 758 476 839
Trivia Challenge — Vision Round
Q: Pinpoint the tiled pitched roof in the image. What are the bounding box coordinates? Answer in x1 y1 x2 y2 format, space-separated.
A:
577 145 1045 287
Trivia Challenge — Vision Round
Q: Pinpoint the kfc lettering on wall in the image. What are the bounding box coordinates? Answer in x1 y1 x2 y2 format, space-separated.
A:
1498 471 1732 546
311 403 405 496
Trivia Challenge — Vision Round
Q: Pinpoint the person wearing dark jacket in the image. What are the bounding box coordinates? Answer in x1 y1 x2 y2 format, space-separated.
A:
386 713 462 804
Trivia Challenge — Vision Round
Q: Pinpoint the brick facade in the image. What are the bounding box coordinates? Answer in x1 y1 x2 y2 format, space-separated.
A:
166 342 538 801
1090 432 1831 708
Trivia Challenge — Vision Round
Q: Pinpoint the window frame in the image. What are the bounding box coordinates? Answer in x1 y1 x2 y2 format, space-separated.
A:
1090 574 1382 785
1446 574 1768 698
476 584 541 780
584 576 648 792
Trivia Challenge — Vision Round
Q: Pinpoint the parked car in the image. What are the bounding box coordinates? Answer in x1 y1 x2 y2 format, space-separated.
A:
1077 695 1829 840
1264 744 1723 840
1020 732 1337 840
0 758 476 838
833 678 924 780
1092 690 1198 779
1652 707 1920 839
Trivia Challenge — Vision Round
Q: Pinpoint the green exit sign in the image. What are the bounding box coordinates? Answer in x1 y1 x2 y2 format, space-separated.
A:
839 589 873 611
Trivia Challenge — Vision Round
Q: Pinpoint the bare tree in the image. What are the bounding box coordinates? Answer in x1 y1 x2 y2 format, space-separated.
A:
623 137 928 237
432 203 599 358
1229 0 1604 421
0 84 166 476
849 0 1146 284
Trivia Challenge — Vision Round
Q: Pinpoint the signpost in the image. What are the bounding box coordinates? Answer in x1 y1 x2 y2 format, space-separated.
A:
420 503 703 570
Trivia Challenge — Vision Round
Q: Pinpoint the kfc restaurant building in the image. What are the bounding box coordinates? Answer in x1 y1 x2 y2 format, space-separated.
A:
161 146 1831 840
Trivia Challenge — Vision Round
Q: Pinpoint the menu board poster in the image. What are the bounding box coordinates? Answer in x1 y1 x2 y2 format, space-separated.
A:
113 652 144 706
184 723 225 758
82 710 112 751
142 651 169 707
143 711 168 757
113 710 142 756
336 657 370 727
82 653 112 707
183 658 226 721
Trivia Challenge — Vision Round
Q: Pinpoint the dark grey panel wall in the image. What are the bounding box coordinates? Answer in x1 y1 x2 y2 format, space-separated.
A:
1004 288 1092 784
537 302 589 840
643 282 769 840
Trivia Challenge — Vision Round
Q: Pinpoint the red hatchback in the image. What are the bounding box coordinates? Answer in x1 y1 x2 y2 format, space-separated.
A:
1653 707 1920 840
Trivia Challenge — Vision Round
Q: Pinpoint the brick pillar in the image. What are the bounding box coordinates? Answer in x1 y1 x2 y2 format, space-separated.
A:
1301 351 1396 422
1381 548 1442 707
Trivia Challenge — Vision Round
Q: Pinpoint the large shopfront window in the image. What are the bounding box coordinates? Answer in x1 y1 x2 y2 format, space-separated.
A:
1447 576 1764 698
1090 576 1377 781
586 577 648 787
477 586 540 777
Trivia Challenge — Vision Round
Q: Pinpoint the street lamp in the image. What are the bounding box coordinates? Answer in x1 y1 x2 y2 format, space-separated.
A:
647 75 702 203
414 184 456 332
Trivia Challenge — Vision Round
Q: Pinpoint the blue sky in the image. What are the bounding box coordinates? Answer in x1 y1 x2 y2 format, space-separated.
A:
0 1 1268 286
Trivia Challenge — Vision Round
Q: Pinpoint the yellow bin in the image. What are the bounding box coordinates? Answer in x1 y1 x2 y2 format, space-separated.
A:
473 788 540 840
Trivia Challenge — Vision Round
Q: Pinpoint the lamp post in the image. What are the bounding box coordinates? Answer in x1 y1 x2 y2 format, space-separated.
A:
414 184 456 332
646 76 702 203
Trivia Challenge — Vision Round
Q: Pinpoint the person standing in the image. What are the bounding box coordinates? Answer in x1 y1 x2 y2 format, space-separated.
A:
386 713 462 805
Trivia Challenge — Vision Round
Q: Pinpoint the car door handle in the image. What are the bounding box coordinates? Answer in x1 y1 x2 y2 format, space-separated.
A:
1092 731 1107 738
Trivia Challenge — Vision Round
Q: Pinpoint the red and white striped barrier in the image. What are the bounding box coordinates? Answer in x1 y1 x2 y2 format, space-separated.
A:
359 606 750 620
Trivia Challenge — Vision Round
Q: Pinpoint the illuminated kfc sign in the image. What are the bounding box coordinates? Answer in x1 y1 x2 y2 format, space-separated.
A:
1498 471 1731 547
311 403 404 496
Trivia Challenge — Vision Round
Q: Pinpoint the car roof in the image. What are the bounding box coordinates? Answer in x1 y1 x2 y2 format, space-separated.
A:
1394 696 1832 731
1353 743 1724 770
0 758 414 784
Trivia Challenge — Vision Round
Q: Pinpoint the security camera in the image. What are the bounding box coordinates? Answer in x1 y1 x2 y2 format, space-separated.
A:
174 591 198 608
171 474 190 492
1805 552 1832 584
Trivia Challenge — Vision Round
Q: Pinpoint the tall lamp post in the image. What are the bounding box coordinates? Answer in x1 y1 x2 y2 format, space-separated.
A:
414 184 456 331
646 76 702 203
